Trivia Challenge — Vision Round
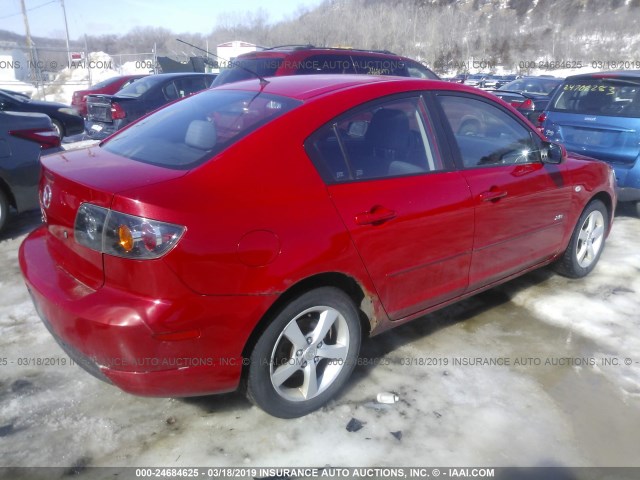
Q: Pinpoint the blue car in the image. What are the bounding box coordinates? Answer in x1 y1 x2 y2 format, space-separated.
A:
541 70 640 215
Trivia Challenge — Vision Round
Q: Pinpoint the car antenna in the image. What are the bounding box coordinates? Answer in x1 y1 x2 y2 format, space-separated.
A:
176 39 270 87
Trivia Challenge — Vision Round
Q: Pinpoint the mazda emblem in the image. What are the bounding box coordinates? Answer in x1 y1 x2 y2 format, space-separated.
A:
42 184 52 209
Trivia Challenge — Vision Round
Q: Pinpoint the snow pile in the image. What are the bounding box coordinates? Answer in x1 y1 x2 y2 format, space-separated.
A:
32 52 149 105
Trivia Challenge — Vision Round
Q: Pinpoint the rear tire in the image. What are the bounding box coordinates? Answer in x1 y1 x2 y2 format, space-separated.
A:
0 189 10 233
52 119 64 139
246 287 361 418
555 199 608 278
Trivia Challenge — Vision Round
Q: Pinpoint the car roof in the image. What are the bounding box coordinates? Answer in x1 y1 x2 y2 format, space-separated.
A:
566 70 640 81
236 46 416 61
151 72 214 78
213 74 485 101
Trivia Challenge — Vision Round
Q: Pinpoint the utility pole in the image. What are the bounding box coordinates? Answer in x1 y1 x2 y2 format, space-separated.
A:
20 0 37 83
60 0 72 68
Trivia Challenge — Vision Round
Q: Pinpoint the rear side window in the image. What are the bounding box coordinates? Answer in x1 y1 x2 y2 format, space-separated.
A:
212 58 284 86
175 76 210 97
306 95 443 183
102 90 301 169
438 95 539 168
294 55 357 74
550 78 640 118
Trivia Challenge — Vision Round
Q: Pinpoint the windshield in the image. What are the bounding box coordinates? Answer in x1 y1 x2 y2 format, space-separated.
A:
117 75 166 97
212 58 284 86
102 89 301 169
550 77 640 118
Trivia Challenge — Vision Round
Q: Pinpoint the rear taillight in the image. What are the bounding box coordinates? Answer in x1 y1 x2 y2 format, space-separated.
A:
520 99 534 110
111 102 126 120
9 128 61 149
537 112 547 125
74 203 184 260
510 99 534 110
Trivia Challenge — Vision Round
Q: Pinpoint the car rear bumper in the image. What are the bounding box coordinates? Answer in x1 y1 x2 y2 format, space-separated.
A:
19 226 277 397
611 163 640 202
85 120 120 139
616 187 640 202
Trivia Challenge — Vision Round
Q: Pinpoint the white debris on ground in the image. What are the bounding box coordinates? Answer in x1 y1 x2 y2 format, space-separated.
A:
0 207 639 468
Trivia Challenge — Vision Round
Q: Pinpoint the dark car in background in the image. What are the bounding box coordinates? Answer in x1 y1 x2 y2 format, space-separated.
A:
0 111 61 233
72 75 147 117
500 76 562 95
85 72 216 139
489 76 563 126
493 74 521 88
0 89 84 139
462 73 487 88
212 46 439 87
541 70 640 216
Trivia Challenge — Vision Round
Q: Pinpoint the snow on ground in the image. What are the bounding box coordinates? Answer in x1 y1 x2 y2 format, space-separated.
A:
32 52 150 105
506 215 640 400
0 206 639 471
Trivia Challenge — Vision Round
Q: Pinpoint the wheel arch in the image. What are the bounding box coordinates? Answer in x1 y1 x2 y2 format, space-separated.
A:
590 190 614 232
240 272 374 366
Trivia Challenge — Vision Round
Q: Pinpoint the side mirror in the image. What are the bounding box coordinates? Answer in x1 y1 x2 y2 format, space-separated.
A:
541 141 565 164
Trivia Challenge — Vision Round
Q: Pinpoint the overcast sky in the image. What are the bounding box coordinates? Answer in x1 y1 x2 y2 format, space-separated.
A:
1 0 323 39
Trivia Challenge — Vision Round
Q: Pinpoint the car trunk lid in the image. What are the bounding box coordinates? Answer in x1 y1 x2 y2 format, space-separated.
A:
39 146 188 289
87 94 136 123
544 113 640 165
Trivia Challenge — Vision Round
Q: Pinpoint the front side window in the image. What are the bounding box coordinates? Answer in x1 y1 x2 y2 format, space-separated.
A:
102 89 301 169
306 96 443 183
437 95 539 168
550 78 640 118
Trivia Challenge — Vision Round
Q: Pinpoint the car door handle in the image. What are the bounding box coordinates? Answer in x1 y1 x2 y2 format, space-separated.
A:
355 206 397 225
479 189 508 202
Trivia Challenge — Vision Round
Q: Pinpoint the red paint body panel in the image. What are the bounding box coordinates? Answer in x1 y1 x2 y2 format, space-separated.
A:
20 75 617 398
462 162 572 288
328 171 474 320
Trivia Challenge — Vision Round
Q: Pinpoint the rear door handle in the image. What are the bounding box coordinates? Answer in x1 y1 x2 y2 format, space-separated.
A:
355 206 397 225
479 189 508 202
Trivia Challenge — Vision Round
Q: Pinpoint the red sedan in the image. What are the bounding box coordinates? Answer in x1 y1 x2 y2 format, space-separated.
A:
71 75 147 117
20 75 616 418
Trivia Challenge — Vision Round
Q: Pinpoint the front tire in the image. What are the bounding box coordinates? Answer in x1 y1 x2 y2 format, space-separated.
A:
247 287 361 418
52 119 64 139
555 199 608 278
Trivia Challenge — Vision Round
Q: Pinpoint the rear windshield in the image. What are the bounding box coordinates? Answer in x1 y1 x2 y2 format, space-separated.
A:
502 78 561 94
117 75 167 98
292 54 439 79
212 58 284 86
102 89 301 169
550 78 640 118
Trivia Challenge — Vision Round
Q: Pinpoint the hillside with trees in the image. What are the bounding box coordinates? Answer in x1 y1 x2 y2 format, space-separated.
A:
1 0 639 74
